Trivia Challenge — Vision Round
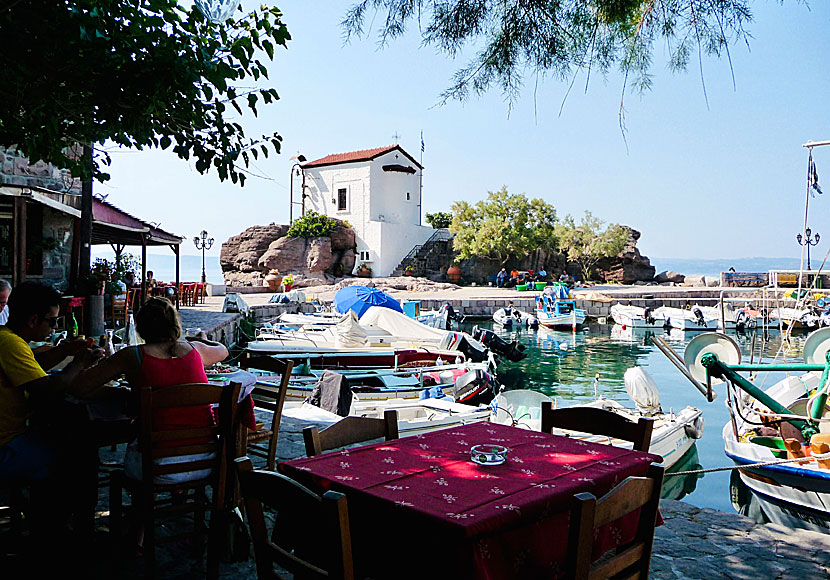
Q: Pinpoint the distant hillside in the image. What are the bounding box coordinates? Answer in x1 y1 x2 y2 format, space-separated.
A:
649 257 803 278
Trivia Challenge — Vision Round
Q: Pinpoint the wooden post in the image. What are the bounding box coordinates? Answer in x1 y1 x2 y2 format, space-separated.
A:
13 198 25 284
173 243 180 309
140 235 147 305
79 145 94 290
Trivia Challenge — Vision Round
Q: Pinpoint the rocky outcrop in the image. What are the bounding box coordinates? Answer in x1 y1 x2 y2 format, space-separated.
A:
655 270 686 284
221 220 357 287
594 228 656 284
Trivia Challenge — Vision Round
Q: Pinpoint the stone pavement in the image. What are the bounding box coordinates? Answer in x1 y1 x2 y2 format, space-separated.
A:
61 415 830 579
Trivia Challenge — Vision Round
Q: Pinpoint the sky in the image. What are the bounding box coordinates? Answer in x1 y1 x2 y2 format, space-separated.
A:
95 1 830 263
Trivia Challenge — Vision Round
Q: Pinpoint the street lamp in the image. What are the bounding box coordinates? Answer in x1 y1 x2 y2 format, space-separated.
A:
796 227 820 271
193 230 214 284
289 154 307 223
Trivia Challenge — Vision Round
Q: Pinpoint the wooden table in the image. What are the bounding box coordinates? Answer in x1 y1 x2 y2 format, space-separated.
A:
279 421 661 579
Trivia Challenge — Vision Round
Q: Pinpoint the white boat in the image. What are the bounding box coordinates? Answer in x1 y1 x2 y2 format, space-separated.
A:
282 397 492 437
609 304 667 328
655 306 719 331
493 307 539 328
278 311 341 329
771 306 819 329
535 294 587 329
695 304 781 331
490 367 704 468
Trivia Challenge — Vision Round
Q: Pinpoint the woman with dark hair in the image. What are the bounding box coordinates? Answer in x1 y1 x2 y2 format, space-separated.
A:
75 297 228 483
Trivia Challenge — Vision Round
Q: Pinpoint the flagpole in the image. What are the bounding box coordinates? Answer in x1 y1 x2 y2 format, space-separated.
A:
419 131 424 226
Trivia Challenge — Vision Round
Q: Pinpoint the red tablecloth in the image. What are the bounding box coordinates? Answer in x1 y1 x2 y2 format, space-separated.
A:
279 422 661 580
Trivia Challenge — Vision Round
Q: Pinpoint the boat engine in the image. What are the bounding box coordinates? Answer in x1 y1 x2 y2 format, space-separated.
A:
443 304 466 328
692 307 707 327
643 307 656 325
472 326 527 362
454 333 489 363
453 368 496 406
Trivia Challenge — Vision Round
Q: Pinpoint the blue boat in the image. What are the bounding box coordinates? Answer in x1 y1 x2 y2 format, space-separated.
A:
535 290 586 329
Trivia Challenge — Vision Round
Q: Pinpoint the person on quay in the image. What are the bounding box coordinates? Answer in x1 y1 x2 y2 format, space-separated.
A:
496 268 507 288
535 266 547 282
0 281 104 541
0 278 10 325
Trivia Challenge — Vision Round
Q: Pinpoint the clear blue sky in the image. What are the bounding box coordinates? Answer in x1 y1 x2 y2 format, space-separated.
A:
97 1 830 263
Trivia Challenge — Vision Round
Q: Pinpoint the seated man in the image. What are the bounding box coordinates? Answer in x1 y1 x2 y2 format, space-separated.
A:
536 267 547 282
496 268 507 288
0 282 103 540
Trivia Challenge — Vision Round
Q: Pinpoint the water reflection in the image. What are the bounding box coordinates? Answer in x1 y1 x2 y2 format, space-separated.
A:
730 470 830 533
662 445 703 501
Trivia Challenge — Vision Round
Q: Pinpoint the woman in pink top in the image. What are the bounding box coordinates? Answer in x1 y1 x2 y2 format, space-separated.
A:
76 297 228 482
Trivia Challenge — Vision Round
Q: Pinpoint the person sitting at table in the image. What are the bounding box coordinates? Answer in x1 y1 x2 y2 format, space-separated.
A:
145 270 157 289
0 282 105 543
0 278 10 325
75 297 228 483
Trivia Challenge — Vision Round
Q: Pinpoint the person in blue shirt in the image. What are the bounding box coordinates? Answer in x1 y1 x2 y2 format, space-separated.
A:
535 267 547 282
496 268 507 288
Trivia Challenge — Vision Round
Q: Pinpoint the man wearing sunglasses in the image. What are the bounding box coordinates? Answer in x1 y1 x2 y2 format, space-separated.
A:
0 281 104 546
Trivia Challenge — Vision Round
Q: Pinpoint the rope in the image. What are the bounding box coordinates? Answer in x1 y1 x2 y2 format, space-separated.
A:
666 454 830 477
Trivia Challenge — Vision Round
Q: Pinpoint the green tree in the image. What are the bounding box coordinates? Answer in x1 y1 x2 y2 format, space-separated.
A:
425 211 452 229
343 1 753 105
450 187 558 265
555 211 629 281
0 0 290 184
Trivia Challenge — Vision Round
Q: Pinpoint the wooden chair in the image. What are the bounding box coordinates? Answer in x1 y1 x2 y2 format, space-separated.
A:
235 456 354 580
244 358 294 471
303 410 399 457
566 463 665 580
109 382 242 579
540 403 654 452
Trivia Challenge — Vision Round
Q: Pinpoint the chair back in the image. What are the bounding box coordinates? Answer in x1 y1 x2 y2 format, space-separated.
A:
303 410 399 457
567 463 664 580
540 403 654 452
235 457 354 580
245 357 295 470
137 382 241 497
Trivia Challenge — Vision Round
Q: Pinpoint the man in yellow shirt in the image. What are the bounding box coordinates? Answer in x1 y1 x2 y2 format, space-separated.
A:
0 282 103 541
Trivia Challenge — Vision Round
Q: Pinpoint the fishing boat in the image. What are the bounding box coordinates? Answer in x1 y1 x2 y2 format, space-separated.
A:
771 306 819 329
535 292 586 329
654 306 719 331
254 361 499 405
678 329 830 528
609 304 667 328
493 306 539 328
281 396 492 437
490 367 704 468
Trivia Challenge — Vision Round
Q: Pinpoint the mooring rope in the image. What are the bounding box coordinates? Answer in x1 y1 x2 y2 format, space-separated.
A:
666 454 829 477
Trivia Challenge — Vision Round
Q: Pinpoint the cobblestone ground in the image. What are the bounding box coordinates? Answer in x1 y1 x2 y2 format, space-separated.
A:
6 415 830 578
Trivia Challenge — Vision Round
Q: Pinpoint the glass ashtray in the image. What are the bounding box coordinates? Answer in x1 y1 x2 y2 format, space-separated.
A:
471 444 508 466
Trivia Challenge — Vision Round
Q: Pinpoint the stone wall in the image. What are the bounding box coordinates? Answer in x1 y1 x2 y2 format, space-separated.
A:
0 146 80 193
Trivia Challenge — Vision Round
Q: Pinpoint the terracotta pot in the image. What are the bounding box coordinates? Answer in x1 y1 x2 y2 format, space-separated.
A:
447 265 462 283
404 270 413 276
264 273 282 291
283 282 294 292
357 267 372 278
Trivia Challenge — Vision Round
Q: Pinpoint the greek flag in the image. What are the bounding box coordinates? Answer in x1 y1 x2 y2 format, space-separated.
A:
420 132 425 153
810 152 823 196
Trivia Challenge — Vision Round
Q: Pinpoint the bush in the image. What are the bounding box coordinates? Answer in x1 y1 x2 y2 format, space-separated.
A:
425 211 452 229
286 211 338 238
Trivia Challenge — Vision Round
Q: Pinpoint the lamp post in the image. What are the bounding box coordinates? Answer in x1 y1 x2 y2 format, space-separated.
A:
289 154 307 223
193 230 214 284
796 227 820 271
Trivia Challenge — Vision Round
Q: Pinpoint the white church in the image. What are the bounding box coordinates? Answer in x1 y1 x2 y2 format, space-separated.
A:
301 145 436 277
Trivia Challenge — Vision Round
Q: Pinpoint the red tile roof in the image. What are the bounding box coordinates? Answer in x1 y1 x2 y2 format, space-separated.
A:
303 145 422 170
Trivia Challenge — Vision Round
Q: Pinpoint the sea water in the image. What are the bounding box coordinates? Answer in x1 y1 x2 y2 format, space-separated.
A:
474 321 807 515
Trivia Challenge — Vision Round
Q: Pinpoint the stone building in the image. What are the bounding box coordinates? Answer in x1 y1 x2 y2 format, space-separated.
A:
301 145 435 277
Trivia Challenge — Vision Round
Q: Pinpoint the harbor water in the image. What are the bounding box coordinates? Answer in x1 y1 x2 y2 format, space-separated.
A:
475 321 809 517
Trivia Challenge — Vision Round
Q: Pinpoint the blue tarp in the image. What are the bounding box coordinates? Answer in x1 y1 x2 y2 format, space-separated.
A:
333 285 403 319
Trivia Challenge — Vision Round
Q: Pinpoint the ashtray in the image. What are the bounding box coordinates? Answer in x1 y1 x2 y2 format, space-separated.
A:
471 444 508 466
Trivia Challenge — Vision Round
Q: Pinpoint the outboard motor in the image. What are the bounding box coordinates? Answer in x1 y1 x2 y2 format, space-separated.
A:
444 304 466 327
473 326 527 362
692 307 706 327
455 332 488 363
643 307 655 325
453 368 496 406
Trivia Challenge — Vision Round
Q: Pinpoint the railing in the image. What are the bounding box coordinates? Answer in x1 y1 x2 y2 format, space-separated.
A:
394 228 454 275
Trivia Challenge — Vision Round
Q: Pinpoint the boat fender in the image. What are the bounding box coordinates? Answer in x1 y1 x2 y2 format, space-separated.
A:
684 415 705 439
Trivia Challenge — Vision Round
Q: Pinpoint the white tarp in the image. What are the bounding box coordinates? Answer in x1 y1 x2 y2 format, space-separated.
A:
335 311 369 348
624 367 662 416
359 306 454 348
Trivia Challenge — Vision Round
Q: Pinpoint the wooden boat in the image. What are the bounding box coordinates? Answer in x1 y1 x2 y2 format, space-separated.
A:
609 304 667 328
654 306 718 331
535 293 586 329
493 307 539 328
281 397 492 437
490 367 704 468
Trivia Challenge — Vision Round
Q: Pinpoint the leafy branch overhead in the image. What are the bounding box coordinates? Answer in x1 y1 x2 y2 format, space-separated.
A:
342 1 754 104
0 0 291 185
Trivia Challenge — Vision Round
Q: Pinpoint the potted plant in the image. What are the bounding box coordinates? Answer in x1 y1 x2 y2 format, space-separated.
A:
404 265 415 276
282 274 295 292
357 264 372 278
447 263 462 283
89 259 113 295
264 269 282 291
